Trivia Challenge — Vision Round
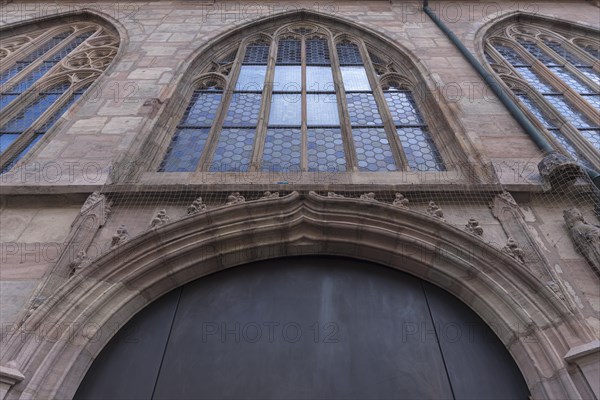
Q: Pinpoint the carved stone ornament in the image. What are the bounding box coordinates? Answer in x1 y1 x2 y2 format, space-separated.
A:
226 192 246 205
545 280 566 301
465 218 484 236
150 209 170 228
538 151 585 190
187 197 207 215
427 201 445 221
563 207 600 269
327 192 345 198
359 192 377 201
261 191 280 199
392 193 410 209
502 238 525 263
68 250 92 277
111 225 129 249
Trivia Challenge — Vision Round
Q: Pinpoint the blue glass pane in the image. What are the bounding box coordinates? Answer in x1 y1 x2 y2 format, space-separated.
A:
262 128 301 171
180 91 222 127
346 93 382 126
223 93 262 127
8 62 54 93
352 128 397 171
307 128 346 172
306 94 339 126
0 63 28 85
47 32 92 62
243 42 270 64
514 67 556 93
578 44 599 60
340 66 370 91
273 66 301 92
546 128 591 167
269 94 301 126
1 134 43 174
35 89 86 133
384 91 425 125
546 95 595 128
336 42 363 65
236 65 266 92
517 39 558 66
516 92 556 128
276 39 301 64
306 66 334 92
0 94 19 112
543 39 590 66
0 134 19 153
582 95 600 110
306 39 330 65
493 44 529 66
397 127 445 171
548 67 595 93
579 129 600 150
159 128 209 172
210 128 254 171
22 31 71 62
0 92 62 132
580 68 600 86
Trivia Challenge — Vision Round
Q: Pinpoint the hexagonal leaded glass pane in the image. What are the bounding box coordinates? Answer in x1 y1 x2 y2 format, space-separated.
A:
210 128 255 171
269 94 301 126
516 92 557 128
306 66 334 92
547 128 592 168
340 66 370 91
352 128 397 171
514 68 557 93
548 67 594 93
397 127 445 171
273 66 301 92
545 95 595 128
180 91 223 127
542 39 591 66
307 128 346 172
582 95 600 110
493 44 529 66
517 39 558 66
579 68 600 86
306 94 339 126
262 128 301 171
384 91 425 125
346 93 383 126
159 128 210 172
223 93 262 127
236 66 267 91
579 129 600 150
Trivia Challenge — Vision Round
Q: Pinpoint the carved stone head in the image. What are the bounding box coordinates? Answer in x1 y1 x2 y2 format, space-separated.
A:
563 207 585 228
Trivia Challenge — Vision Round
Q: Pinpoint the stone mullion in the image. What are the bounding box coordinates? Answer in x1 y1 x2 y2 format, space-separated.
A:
248 38 277 172
357 41 409 171
329 37 357 171
300 37 308 171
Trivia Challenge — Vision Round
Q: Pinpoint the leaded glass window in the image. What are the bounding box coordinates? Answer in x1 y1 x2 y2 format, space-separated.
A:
485 22 600 167
159 24 445 173
0 21 119 172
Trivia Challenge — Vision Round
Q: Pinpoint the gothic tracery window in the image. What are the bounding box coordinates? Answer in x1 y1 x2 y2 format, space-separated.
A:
159 23 445 173
0 20 119 172
485 22 600 168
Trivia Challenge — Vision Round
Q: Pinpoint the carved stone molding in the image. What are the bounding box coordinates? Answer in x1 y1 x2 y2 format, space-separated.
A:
563 207 600 271
565 340 600 399
0 362 24 400
260 191 280 199
538 152 586 191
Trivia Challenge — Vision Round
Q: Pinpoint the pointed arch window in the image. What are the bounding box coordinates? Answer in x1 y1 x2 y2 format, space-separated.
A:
159 24 445 173
484 22 599 168
0 20 119 172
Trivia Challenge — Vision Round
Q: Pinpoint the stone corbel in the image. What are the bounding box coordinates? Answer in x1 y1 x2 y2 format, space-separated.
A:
565 340 600 399
0 362 24 400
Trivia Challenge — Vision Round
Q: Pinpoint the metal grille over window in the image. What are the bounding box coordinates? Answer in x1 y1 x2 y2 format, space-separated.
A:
487 23 600 168
0 22 119 173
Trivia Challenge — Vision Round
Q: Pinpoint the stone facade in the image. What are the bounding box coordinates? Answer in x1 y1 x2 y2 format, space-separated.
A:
0 1 598 399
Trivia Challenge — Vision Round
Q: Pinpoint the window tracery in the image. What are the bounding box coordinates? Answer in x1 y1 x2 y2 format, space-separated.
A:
484 21 599 168
0 21 119 172
159 22 445 173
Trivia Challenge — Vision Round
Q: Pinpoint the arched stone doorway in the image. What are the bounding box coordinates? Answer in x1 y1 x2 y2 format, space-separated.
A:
75 256 529 399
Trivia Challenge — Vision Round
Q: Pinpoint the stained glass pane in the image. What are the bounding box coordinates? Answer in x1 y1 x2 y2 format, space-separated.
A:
352 128 397 171
337 42 363 65
577 44 599 60
7 62 54 93
262 128 301 171
548 67 594 93
159 128 210 172
306 66 335 92
546 95 595 128
582 95 600 110
546 128 591 167
180 91 223 127
384 91 425 125
273 66 301 92
244 42 270 64
1 133 43 173
236 66 267 91
306 94 339 126
276 39 301 64
0 134 19 153
340 66 370 91
580 68 600 86
514 67 556 93
397 127 445 171
306 39 330 65
223 93 262 127
47 32 92 62
307 128 346 172
516 92 557 128
346 93 383 126
0 94 19 112
493 44 529 66
0 92 63 132
0 63 28 85
543 39 590 66
21 31 71 62
579 129 600 150
269 94 301 126
35 87 88 133
517 39 558 66
210 128 254 171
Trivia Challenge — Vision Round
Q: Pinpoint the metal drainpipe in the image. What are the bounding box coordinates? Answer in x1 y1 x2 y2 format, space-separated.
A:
421 0 600 189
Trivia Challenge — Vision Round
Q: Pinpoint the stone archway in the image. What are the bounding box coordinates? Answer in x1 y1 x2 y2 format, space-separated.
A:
0 192 593 399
